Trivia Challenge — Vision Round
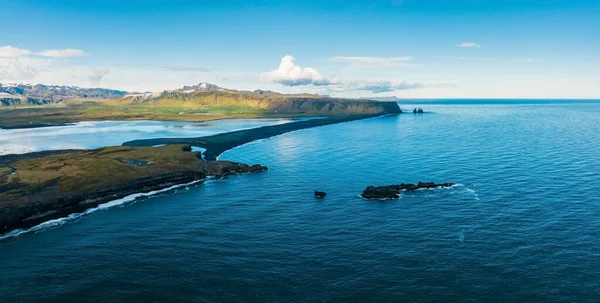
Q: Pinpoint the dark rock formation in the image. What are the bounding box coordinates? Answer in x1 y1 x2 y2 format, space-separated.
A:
249 164 268 173
361 186 400 199
413 108 424 114
314 191 327 198
212 162 268 178
361 181 455 199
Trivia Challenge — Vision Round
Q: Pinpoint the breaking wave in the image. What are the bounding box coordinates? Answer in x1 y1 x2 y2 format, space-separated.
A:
0 180 203 241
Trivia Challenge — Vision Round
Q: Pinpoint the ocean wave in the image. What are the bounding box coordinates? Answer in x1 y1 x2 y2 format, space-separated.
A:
0 180 203 241
466 188 480 201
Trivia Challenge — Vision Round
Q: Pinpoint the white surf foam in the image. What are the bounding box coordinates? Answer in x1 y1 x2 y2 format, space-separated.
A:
0 180 203 241
191 146 206 153
458 229 465 242
466 188 480 201
400 183 463 192
357 194 401 201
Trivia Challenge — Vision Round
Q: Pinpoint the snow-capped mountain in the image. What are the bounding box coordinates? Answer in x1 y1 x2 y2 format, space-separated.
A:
0 83 128 106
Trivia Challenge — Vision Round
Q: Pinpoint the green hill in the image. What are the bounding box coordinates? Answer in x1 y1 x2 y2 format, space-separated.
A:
109 83 401 115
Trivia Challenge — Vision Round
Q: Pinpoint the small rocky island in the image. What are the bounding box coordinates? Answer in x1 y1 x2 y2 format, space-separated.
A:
314 191 327 198
361 182 456 199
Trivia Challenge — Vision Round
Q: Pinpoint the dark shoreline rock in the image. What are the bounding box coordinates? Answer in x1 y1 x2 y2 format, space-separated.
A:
213 163 268 178
361 181 455 199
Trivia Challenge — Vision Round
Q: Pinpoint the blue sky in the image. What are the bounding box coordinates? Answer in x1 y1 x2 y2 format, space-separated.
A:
1 0 599 98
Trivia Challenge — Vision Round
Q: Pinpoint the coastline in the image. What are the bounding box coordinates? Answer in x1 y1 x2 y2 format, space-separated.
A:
0 114 389 236
0 179 205 241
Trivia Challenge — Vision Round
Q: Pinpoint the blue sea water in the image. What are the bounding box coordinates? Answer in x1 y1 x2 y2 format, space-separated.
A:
1 101 600 302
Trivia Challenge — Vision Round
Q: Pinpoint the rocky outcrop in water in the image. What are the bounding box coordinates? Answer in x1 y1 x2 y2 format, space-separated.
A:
361 182 455 199
361 186 400 199
314 191 327 198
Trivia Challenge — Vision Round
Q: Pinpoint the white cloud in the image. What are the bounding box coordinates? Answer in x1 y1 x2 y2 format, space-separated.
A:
457 42 482 48
0 58 38 81
331 56 415 68
0 46 31 57
260 55 442 94
0 45 93 85
37 48 88 58
89 68 109 84
345 81 426 93
260 55 332 86
451 56 469 60
0 57 57 67
163 66 214 72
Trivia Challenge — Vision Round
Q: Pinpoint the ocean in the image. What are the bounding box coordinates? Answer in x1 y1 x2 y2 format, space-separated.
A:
1 101 599 302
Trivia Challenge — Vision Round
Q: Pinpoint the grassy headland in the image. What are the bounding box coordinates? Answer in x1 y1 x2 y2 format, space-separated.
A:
0 144 267 234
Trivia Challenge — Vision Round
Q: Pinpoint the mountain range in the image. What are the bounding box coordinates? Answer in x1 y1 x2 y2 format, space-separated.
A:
0 83 128 106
